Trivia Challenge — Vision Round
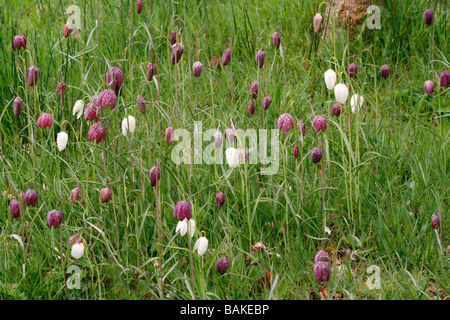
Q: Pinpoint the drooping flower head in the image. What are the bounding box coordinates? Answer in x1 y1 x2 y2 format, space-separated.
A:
73 100 85 119
193 61 204 77
173 201 192 221
216 192 226 209
331 103 341 117
71 243 85 259
176 218 195 237
313 13 322 33
194 236 209 255
312 115 327 133
149 165 161 187
165 126 174 145
225 148 246 168
255 50 266 68
106 67 124 94
380 64 390 80
47 210 63 228
96 89 117 110
9 200 21 219
324 69 336 90
350 94 364 113
272 32 281 49
146 63 156 81
63 22 74 38
314 261 330 284
24 189 38 207
423 9 434 25
55 81 67 100
248 100 255 117
216 257 230 275
334 83 349 104
262 96 272 110
13 97 23 117
222 48 232 66
277 112 295 134
348 63 358 78
170 31 177 45
122 116 136 136
68 187 84 206
136 0 143 14
311 147 323 164
214 131 223 148
171 43 185 65
13 35 27 50
100 187 112 203
84 102 99 122
440 70 450 88
69 234 83 246
293 145 299 159
424 80 435 96
87 123 107 144
431 214 440 229
57 132 68 151
250 81 259 99
37 113 53 129
27 65 39 87
314 250 330 264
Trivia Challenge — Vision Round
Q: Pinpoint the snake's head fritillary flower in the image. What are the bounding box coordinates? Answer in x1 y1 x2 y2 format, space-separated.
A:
194 236 209 256
73 100 85 119
27 65 39 87
68 187 84 206
324 69 337 90
224 126 237 144
96 89 117 110
312 115 327 133
47 210 63 228
171 43 185 65
248 100 255 117
68 234 83 246
297 120 307 137
293 145 299 159
440 70 450 88
24 189 38 207
314 250 330 264
71 243 85 259
149 165 161 187
350 94 364 113
431 214 440 229
331 103 341 117
277 113 295 135
262 96 272 110
13 35 27 50
222 48 232 66
193 61 204 77
137 95 146 114
13 97 23 117
57 132 68 151
136 0 143 14
216 257 230 275
334 83 349 104
176 218 195 237
314 261 330 284
272 32 281 49
165 126 174 145
424 80 435 96
214 131 223 148
122 115 136 136
423 9 434 25
216 192 226 209
55 81 67 100
170 31 177 45
225 148 245 168
106 67 124 94
37 113 53 129
252 241 267 253
255 50 266 68
146 63 156 81
63 22 74 38
174 201 192 221
100 187 112 203
9 200 21 219
348 63 358 78
87 123 107 144
250 81 259 99
84 103 99 122
311 147 323 164
313 13 322 33
380 64 390 80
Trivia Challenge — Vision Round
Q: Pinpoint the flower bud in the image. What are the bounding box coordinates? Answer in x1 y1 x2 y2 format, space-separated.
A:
431 214 440 229
106 67 124 93
27 65 39 87
121 115 136 136
334 83 349 104
293 145 299 159
424 80 434 96
63 22 74 38
193 61 204 77
55 81 67 100
314 250 330 264
136 0 143 14
297 120 306 137
135 95 146 114
96 89 117 110
324 69 336 90
47 210 63 228
331 103 341 117
165 126 174 145
222 48 232 66
149 165 161 187
174 201 192 221
277 113 295 134
88 123 107 144
37 113 53 129
214 131 223 148
216 257 230 275
440 70 450 88
311 147 323 164
250 81 259 99
348 63 358 78
170 31 177 45
71 243 85 259
312 115 327 133
57 132 68 151
380 64 390 80
24 189 38 207
9 200 21 219
171 43 185 65
313 13 322 33
13 35 27 50
84 103 99 122
146 63 156 81
68 187 84 206
69 234 83 246
262 96 272 110
272 32 281 49
13 97 23 117
314 261 330 284
255 50 266 68
423 9 434 25
216 192 226 209
100 187 113 203
248 100 255 117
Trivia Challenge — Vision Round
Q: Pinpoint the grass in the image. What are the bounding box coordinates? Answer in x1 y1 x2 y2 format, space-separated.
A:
0 0 448 300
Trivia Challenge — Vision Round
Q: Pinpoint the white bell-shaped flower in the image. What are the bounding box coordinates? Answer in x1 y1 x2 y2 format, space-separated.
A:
334 83 349 104
72 100 84 119
324 69 336 90
225 148 245 168
71 243 85 259
57 132 68 151
350 94 364 113
176 219 196 237
122 115 136 136
193 236 208 256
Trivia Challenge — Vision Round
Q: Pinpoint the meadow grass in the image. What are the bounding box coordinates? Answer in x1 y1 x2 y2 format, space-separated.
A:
0 0 448 300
